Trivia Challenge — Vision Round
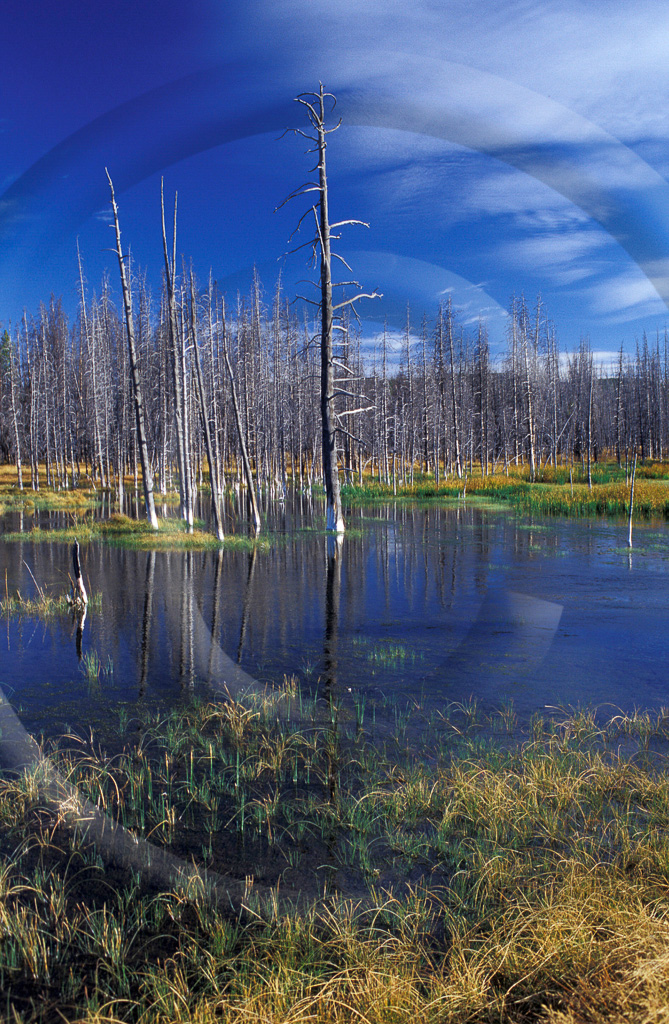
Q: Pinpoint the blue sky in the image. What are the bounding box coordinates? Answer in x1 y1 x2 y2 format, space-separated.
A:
3 0 669 358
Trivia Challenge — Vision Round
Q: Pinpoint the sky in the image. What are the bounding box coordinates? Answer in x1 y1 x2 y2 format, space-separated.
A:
3 0 669 359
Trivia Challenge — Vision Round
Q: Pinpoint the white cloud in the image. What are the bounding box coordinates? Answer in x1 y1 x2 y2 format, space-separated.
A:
583 272 666 319
559 349 624 375
497 230 613 282
226 1 669 147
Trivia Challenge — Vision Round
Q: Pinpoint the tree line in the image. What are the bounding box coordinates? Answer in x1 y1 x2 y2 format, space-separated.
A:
0 278 665 501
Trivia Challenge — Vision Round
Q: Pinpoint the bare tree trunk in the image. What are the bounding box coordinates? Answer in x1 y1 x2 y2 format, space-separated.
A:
188 274 224 541
628 450 637 548
7 330 23 490
223 331 261 536
161 181 193 527
314 88 345 533
587 355 594 491
70 539 88 606
522 316 536 482
106 169 159 529
446 299 462 479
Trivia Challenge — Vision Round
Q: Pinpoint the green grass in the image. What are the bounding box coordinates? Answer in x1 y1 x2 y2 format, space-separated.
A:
3 694 669 1021
350 637 423 668
79 650 110 683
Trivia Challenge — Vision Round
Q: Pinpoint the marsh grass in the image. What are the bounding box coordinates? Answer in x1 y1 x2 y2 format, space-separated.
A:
2 694 669 1021
343 460 669 520
0 466 100 514
79 650 112 684
2 514 271 552
2 591 103 619
1 589 71 618
1 574 103 619
350 637 423 668
14 490 100 512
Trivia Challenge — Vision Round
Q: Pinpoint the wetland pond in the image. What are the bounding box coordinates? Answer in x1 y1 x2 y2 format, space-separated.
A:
2 493 669 743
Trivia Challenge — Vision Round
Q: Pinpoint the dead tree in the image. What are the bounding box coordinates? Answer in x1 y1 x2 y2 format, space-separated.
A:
188 273 224 541
221 302 261 536
106 169 159 530
280 84 380 532
628 449 637 548
161 181 194 527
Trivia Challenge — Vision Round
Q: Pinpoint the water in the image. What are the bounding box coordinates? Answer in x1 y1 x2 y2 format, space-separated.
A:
2 495 669 739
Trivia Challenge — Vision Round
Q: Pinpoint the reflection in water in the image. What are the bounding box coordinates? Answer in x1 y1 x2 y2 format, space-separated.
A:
208 548 224 682
2 495 669 735
180 551 195 690
73 605 87 662
434 590 563 696
139 551 155 695
323 535 343 806
237 547 258 664
322 535 343 700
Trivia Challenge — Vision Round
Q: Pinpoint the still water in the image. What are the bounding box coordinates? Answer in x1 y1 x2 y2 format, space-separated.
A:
2 496 669 738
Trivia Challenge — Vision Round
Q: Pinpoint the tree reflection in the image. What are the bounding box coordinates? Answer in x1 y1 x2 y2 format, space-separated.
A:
322 534 343 806
322 534 342 701
237 546 258 664
139 550 155 695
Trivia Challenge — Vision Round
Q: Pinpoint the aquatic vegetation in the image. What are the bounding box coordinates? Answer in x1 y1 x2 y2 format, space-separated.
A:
343 460 669 520
1 513 272 552
79 650 110 683
350 636 422 668
1 581 102 619
0 468 100 514
1 588 71 618
15 490 100 512
2 697 669 1020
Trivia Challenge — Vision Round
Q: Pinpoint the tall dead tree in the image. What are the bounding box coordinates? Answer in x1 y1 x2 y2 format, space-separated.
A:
161 180 193 528
281 84 379 532
221 301 261 536
188 272 224 541
4 329 23 490
445 298 462 479
106 169 159 530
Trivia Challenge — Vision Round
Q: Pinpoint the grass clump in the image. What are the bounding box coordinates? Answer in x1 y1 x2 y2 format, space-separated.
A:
350 636 423 669
1 589 72 618
2 697 669 1020
1 573 103 619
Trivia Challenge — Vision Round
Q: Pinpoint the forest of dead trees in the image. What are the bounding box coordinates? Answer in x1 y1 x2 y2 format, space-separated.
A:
0 271 666 508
